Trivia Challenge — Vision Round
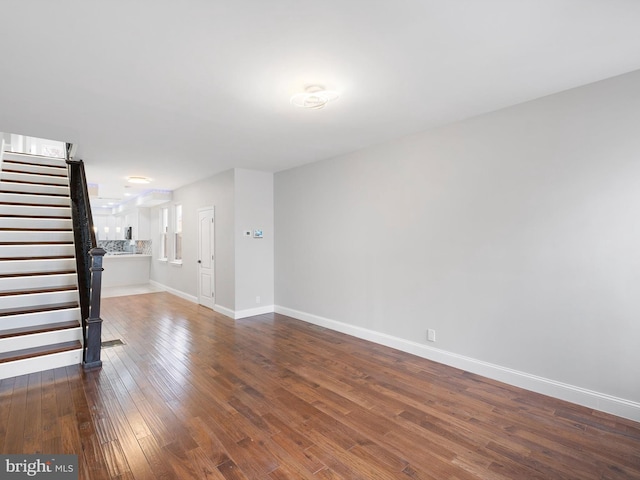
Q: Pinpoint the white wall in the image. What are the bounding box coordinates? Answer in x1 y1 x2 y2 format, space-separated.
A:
234 169 275 313
274 69 640 419
149 168 274 318
150 169 236 309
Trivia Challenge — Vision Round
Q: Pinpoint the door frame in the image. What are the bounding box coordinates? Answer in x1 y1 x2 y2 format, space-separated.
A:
197 206 215 309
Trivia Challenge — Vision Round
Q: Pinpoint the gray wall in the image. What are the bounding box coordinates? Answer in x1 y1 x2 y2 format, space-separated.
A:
234 169 275 311
149 168 274 315
150 169 236 310
275 70 640 405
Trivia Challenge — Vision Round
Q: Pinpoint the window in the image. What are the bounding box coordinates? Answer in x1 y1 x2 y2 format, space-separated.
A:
160 207 168 260
173 204 182 262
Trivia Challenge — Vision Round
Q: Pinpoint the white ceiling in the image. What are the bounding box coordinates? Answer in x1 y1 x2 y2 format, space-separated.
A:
2 0 640 204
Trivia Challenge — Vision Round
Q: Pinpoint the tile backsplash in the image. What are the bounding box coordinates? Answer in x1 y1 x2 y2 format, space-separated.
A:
98 240 152 255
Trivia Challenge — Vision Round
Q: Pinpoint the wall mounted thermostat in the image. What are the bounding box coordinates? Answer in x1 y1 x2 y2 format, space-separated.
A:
253 229 263 238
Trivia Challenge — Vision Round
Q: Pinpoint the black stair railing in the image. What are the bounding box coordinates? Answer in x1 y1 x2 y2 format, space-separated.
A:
67 156 104 370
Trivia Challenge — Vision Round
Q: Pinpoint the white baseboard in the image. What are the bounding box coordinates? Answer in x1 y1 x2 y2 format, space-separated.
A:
214 304 275 320
235 305 275 319
275 305 640 422
213 304 235 318
148 281 275 320
149 281 198 304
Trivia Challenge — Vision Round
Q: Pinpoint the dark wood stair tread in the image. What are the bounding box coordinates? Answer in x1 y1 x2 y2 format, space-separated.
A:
2 159 66 169
1 168 67 178
0 255 75 261
0 201 70 207
0 190 69 197
0 203 69 208
0 270 76 279
0 241 73 246
0 242 73 247
0 215 71 220
0 285 77 297
0 301 79 317
0 179 68 187
0 340 82 364
0 227 72 232
0 320 81 339
2 152 66 161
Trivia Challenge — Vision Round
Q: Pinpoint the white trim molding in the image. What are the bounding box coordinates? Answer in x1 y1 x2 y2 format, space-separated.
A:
215 304 275 320
213 304 235 319
275 305 640 422
235 305 275 319
149 281 275 320
149 280 198 304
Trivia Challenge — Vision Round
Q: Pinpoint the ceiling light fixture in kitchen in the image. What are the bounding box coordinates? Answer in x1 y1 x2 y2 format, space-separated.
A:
127 176 151 184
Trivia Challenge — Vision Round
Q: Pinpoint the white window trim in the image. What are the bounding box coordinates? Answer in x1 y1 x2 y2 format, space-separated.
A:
173 204 183 263
159 206 169 261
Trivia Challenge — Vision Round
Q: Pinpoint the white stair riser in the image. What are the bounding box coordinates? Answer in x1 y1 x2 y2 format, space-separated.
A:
0 290 78 310
1 162 68 177
1 231 74 243
0 327 83 353
0 204 71 217
0 181 69 196
0 192 70 206
0 273 77 292
0 153 83 377
0 349 82 380
0 307 81 330
2 152 67 168
0 217 72 230
0 171 68 186
0 244 75 258
0 258 77 275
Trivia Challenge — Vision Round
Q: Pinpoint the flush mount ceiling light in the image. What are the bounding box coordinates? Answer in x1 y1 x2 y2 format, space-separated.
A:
290 85 339 110
127 176 151 184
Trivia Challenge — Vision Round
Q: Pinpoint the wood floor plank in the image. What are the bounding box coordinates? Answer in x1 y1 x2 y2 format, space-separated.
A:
101 439 131 478
53 365 74 417
22 372 43 453
261 413 326 475
86 372 157 480
0 291 638 479
98 352 155 441
0 376 16 447
2 374 28 453
65 367 111 480
40 369 60 444
217 459 250 480
186 446 228 480
137 433 180 479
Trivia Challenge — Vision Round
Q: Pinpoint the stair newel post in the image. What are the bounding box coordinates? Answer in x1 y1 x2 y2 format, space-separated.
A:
84 247 106 369
67 158 102 370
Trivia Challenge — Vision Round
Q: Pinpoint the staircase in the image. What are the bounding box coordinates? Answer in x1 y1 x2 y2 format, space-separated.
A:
0 151 83 379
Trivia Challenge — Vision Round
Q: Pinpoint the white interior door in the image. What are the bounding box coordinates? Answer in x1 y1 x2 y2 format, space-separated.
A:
197 207 215 308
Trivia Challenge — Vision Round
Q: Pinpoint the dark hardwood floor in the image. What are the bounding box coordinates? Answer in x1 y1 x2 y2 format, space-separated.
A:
1 292 639 479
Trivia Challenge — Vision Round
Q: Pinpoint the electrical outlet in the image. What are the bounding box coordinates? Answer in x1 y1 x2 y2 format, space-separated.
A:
427 329 436 342
256 296 261 304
